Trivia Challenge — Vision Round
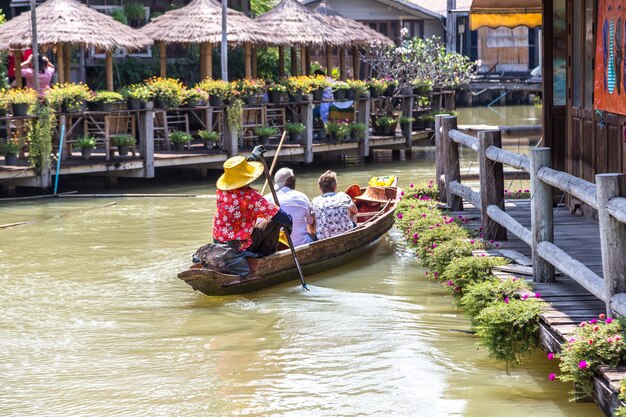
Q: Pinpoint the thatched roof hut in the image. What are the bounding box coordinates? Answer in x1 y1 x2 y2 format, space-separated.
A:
0 0 151 51
255 0 350 47
313 0 393 46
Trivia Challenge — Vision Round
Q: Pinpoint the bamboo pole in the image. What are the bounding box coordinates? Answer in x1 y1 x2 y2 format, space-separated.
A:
300 46 306 76
325 46 332 74
290 47 298 76
105 50 113 91
278 46 285 78
251 46 258 79
159 42 167 78
200 42 213 79
63 44 71 83
304 46 311 75
14 50 23 87
244 43 252 80
339 47 346 81
352 46 360 79
56 44 64 84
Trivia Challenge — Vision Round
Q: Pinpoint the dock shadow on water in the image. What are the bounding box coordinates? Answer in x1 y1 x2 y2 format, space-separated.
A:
0 107 602 417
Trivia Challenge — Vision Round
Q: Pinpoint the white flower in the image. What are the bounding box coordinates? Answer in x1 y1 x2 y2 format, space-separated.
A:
400 27 409 38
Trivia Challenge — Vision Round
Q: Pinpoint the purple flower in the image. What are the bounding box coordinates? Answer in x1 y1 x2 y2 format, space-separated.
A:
535 293 541 298
547 353 554 360
409 183 414 188
432 243 437 249
397 213 403 219
504 297 509 304
522 294 529 300
469 239 475 244
606 317 614 324
589 319 597 324
549 373 556 381
578 360 588 370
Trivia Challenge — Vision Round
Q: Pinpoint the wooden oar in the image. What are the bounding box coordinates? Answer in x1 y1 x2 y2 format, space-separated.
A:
260 130 288 196
258 152 309 291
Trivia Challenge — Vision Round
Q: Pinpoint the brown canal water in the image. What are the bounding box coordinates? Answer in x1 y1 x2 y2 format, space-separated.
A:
0 106 603 416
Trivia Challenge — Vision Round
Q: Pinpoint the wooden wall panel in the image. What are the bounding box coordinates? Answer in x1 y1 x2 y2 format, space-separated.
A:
582 117 596 182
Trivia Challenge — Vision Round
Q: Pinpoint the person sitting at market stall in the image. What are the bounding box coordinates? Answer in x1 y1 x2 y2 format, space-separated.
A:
264 167 315 246
20 53 55 96
311 170 358 240
213 152 292 257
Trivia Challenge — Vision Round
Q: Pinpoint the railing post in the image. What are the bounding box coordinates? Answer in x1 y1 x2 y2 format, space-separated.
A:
479 130 506 241
435 114 447 202
138 104 155 178
531 147 555 283
596 173 626 316
358 96 370 158
301 95 314 164
441 115 463 211
402 94 414 148
223 113 239 158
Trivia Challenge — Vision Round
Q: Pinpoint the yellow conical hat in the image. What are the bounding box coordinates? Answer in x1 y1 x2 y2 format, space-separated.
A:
216 156 264 191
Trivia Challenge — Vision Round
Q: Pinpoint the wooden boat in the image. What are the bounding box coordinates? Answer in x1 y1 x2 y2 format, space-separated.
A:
178 184 401 296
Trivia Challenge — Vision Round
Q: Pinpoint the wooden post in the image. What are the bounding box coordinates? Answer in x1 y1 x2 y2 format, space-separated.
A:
301 95 314 164
105 50 113 91
56 45 64 84
138 103 155 178
479 130 507 241
304 46 311 75
224 111 238 157
244 43 252 80
251 46 258 79
159 42 167 78
352 46 360 80
14 50 23 87
441 115 462 211
357 97 370 158
63 44 71 83
278 46 285 78
290 47 298 76
401 95 414 148
339 47 346 81
530 147 555 283
596 173 626 316
435 114 447 202
300 46 306 76
325 46 332 74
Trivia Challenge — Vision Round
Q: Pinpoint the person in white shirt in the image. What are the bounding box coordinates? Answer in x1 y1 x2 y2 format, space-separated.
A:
265 167 315 246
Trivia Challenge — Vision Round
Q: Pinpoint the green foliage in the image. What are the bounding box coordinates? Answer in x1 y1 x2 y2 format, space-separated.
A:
459 277 531 320
0 140 20 155
376 116 396 127
424 238 475 276
112 135 135 147
557 317 626 400
285 123 305 134
45 83 92 111
254 125 278 137
414 223 468 262
89 91 123 103
615 379 626 416
441 255 510 296
27 104 54 174
349 122 366 139
399 116 415 124
168 131 191 144
109 8 127 24
75 136 96 150
198 130 220 142
251 0 277 16
123 3 145 22
474 299 543 371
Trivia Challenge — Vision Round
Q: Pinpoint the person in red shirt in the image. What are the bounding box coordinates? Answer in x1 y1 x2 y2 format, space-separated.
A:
213 153 292 257
7 48 32 85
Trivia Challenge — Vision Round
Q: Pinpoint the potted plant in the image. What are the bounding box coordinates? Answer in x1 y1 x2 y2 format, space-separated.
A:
285 122 305 143
412 78 434 95
196 78 232 107
75 136 96 159
198 130 221 150
182 88 209 108
169 130 192 151
121 84 153 110
46 83 92 113
399 116 415 136
4 87 38 116
349 122 366 141
324 121 339 142
112 135 135 156
145 77 185 109
375 116 397 136
368 78 388 99
266 83 286 104
347 80 369 100
87 91 123 112
309 75 331 101
234 79 266 105
418 112 435 130
0 140 20 165
253 126 278 145
332 81 350 101
284 76 310 102
335 121 351 142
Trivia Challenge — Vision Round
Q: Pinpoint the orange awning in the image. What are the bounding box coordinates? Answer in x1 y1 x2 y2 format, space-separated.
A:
470 0 542 30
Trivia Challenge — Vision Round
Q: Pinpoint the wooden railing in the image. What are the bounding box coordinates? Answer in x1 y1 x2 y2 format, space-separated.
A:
435 114 626 317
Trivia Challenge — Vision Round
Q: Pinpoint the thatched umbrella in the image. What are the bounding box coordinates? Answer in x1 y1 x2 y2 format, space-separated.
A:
140 0 279 80
313 0 393 79
255 0 351 77
0 0 152 90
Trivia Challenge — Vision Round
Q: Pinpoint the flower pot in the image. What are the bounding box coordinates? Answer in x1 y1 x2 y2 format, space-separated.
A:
62 100 85 114
127 98 142 110
312 88 324 101
384 85 396 97
345 88 356 100
268 90 283 104
288 90 303 102
118 146 130 156
258 135 270 146
98 102 114 112
209 96 224 107
288 132 301 143
333 89 346 101
244 95 257 105
11 103 30 117
87 101 99 111
183 99 199 108
4 153 17 165
369 87 380 98
174 142 186 152
204 141 221 150
154 98 168 109
81 147 93 159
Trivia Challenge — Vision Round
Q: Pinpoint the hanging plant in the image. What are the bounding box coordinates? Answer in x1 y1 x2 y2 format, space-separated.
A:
27 104 55 175
227 98 243 133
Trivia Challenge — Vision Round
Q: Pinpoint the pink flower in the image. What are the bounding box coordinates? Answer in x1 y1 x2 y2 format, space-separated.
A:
535 293 541 298
606 318 614 324
504 297 509 304
433 272 439 277
446 280 454 286
589 319 597 324
432 243 437 249
569 338 576 343
607 338 614 343
547 353 554 360
397 213 403 219
588 339 593 345
599 313 606 320
593 326 600 332
409 183 414 188
549 373 556 381
425 272 429 276
422 214 427 218
615 335 622 341
523 294 529 300
579 321 587 327
489 240 495 244
400 191 405 196
470 240 475 244
578 360 588 369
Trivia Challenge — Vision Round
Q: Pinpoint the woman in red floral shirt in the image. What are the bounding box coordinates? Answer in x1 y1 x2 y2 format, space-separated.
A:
213 156 292 256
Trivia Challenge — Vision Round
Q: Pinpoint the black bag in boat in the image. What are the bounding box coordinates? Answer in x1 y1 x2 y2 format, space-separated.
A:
192 243 251 278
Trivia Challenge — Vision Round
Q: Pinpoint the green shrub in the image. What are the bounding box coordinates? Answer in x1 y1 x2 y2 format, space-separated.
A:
459 277 531 320
474 298 543 371
254 126 279 137
112 135 135 147
75 136 96 149
169 131 192 144
285 123 305 134
615 379 626 417
198 130 219 142
441 255 510 296
415 222 468 261
402 180 439 200
423 238 474 275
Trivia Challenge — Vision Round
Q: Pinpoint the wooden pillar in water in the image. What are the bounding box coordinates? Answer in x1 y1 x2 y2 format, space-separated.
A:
478 130 507 241
357 97 370 158
159 42 167 78
352 46 360 79
530 147 555 283
339 47 346 80
434 115 446 202
278 46 285 78
441 115 462 211
63 45 71 83
14 50 23 87
290 47 298 76
244 43 252 80
301 96 314 164
138 102 155 178
56 45 64 84
105 51 113 91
